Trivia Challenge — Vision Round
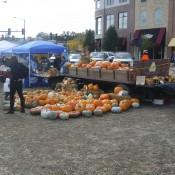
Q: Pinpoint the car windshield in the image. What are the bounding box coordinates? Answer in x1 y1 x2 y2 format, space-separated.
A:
93 53 104 58
115 53 132 59
69 54 81 59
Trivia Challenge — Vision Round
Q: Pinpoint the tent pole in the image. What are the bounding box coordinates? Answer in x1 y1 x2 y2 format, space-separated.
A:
29 52 31 88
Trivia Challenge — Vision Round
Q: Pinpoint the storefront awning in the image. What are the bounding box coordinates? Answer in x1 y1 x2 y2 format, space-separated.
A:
132 28 166 48
168 38 175 47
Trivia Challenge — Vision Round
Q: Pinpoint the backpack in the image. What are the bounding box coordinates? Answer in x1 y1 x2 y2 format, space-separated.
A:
19 63 29 79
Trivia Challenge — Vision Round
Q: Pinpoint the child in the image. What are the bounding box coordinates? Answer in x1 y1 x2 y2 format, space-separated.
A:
3 78 10 101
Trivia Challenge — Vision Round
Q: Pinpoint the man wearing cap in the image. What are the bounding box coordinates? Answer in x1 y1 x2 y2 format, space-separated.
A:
141 50 150 62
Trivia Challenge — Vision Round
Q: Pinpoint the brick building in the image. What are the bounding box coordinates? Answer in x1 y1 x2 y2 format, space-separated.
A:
94 0 135 52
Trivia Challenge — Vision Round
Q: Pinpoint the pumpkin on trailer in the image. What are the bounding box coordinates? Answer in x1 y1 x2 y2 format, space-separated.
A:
82 110 93 117
111 62 119 69
93 84 99 91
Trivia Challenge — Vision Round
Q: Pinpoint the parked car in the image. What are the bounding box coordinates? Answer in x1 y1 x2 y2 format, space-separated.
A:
90 52 115 61
113 52 134 64
68 53 82 63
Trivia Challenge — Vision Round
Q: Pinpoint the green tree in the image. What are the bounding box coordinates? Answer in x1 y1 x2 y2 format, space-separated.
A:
140 37 156 51
83 30 95 52
36 32 49 40
102 26 118 52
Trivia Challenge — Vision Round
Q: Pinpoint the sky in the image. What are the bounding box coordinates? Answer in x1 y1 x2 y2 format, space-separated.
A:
0 0 95 38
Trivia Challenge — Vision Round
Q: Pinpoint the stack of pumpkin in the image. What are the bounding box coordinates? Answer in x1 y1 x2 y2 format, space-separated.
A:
17 83 140 120
72 60 130 70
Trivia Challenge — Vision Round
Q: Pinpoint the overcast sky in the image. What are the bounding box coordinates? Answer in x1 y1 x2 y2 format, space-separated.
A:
0 0 95 38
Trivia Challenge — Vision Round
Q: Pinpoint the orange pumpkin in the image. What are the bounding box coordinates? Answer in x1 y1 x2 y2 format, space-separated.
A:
96 106 107 113
93 99 102 107
130 98 140 104
119 100 131 111
38 100 47 106
75 103 85 112
93 84 99 91
87 83 94 91
103 103 112 112
38 94 47 100
60 105 73 112
86 104 95 112
111 62 119 69
51 105 60 111
99 94 110 100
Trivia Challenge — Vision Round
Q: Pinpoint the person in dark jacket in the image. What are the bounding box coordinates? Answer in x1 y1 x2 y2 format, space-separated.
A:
6 56 25 114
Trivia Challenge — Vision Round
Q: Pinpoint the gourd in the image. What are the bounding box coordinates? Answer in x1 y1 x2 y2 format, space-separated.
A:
93 109 103 117
41 109 57 120
82 110 93 117
59 112 69 120
30 107 43 115
69 111 81 118
132 102 140 108
111 106 121 113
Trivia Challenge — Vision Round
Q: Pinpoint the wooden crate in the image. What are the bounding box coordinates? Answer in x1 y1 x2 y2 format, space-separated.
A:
100 69 114 81
68 67 77 76
114 70 131 83
77 68 88 77
87 68 100 79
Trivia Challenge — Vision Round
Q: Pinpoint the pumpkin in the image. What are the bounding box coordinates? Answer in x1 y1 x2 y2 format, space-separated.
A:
59 112 69 120
96 106 108 113
99 94 110 100
114 86 123 94
93 99 102 107
82 110 93 117
60 105 73 112
31 101 38 108
93 109 103 117
111 106 122 113
51 105 60 111
38 94 47 100
85 104 95 112
30 107 43 115
130 98 140 104
132 102 140 108
111 62 119 69
118 90 129 97
75 103 85 112
103 103 112 112
119 100 131 111
87 83 94 91
41 109 51 119
38 100 47 106
93 84 99 91
69 111 81 118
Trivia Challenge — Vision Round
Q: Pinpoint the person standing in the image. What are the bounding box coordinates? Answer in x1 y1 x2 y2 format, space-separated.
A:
6 56 26 114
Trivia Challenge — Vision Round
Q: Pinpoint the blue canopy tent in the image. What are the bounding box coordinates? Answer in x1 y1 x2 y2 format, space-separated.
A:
0 40 19 57
12 40 67 87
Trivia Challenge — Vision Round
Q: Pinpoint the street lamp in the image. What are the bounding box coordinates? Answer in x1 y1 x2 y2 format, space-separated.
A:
13 17 26 40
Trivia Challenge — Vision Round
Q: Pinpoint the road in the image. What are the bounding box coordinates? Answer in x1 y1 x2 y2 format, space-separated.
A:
0 96 175 175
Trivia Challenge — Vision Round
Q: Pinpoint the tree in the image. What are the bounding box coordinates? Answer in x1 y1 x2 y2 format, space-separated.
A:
140 37 156 51
36 32 49 40
83 30 95 52
102 26 119 52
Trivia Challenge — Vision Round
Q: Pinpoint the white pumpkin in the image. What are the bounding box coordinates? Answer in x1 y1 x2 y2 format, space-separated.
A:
132 102 140 108
59 112 69 120
111 106 122 113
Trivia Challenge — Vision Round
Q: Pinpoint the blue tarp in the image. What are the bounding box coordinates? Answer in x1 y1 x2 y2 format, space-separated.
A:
12 40 65 54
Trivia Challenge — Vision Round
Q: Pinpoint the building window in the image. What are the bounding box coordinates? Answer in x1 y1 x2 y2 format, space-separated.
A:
107 0 114 6
119 0 128 3
96 17 102 35
96 0 101 9
155 8 163 25
107 14 114 29
140 11 147 26
119 12 128 29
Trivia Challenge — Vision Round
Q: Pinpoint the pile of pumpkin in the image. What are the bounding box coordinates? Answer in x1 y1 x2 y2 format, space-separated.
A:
71 60 130 70
14 83 140 120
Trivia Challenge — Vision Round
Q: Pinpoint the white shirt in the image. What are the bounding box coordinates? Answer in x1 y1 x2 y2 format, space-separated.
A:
3 78 10 92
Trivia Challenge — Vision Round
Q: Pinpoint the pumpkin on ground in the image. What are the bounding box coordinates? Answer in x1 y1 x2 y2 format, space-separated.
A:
59 112 69 120
119 100 131 111
93 109 103 117
82 110 93 117
111 106 122 113
69 111 81 118
75 103 85 112
85 104 95 112
132 102 140 108
30 107 43 115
